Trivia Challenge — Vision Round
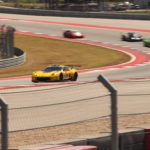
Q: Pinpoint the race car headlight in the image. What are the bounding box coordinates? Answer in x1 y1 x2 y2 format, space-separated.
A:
32 73 37 76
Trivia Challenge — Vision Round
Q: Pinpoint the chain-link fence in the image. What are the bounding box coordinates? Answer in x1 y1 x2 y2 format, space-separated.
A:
0 80 111 149
0 25 16 59
0 79 150 149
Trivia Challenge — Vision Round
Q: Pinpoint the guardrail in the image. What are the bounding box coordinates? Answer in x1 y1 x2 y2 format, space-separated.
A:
0 7 150 20
0 48 26 69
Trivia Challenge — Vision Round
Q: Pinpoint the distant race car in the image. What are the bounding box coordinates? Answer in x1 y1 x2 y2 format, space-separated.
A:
121 32 143 41
32 65 78 82
143 39 150 47
63 30 84 38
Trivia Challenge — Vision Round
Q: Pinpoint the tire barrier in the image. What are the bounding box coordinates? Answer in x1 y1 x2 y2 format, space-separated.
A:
0 48 26 69
0 7 150 20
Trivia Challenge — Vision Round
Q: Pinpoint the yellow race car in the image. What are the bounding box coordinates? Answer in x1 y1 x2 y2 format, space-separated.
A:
32 65 78 82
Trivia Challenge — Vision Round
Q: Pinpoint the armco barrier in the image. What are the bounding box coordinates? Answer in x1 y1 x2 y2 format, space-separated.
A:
0 48 26 69
0 7 150 20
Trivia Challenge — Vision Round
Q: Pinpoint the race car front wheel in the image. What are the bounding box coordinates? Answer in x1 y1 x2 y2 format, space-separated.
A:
32 80 38 83
144 42 149 47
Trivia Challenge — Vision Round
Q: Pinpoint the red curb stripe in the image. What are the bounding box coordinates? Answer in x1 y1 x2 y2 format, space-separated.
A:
0 18 150 86
0 75 31 81
0 82 82 90
112 77 150 82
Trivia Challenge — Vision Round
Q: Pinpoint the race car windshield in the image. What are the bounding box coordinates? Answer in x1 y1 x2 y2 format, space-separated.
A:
71 31 79 33
44 67 62 72
128 33 138 37
133 34 138 37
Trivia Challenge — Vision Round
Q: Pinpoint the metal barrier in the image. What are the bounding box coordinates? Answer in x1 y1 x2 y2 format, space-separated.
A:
0 47 26 68
0 25 25 69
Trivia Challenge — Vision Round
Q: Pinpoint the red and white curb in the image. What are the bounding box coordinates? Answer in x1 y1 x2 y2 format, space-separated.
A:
1 32 150 90
1 18 150 90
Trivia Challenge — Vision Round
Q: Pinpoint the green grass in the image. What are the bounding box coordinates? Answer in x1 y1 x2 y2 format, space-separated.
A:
0 33 131 78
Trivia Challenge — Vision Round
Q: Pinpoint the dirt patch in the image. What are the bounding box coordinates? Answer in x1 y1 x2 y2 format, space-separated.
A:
0 34 130 78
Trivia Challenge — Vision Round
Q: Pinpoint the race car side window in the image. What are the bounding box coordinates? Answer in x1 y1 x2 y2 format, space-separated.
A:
63 67 70 71
44 66 62 72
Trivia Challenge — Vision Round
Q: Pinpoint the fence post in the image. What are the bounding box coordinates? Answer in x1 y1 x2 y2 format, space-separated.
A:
98 74 119 150
0 97 8 150
0 25 15 59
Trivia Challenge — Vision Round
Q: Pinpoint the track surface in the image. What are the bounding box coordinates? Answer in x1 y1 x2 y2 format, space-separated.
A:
0 14 150 131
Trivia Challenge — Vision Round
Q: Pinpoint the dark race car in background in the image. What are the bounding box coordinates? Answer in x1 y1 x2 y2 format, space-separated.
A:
63 30 84 38
121 32 143 42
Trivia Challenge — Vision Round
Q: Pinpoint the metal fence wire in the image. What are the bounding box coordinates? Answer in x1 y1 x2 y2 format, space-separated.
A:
1 78 150 149
0 25 15 59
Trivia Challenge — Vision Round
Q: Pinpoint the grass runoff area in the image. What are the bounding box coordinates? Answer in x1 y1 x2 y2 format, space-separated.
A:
0 34 131 78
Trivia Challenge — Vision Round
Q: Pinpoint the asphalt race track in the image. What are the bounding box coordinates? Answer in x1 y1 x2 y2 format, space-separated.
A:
0 14 150 131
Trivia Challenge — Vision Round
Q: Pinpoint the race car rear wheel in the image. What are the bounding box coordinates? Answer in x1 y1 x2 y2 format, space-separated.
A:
59 73 64 81
144 42 149 47
70 72 78 81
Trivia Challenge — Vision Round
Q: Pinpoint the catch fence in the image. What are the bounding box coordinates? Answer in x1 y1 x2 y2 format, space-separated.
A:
0 25 15 59
0 78 150 149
